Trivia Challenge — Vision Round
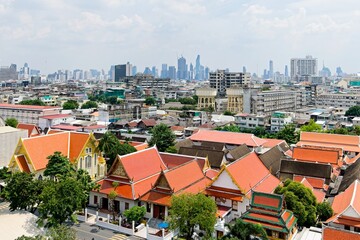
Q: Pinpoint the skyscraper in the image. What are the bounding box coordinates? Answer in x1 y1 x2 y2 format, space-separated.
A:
177 56 187 80
189 63 194 80
132 66 137 76
161 64 168 78
269 60 274 79
284 65 289 77
114 62 132 82
195 54 201 80
168 66 176 79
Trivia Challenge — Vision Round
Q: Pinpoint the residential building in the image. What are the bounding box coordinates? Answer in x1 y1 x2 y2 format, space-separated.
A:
241 192 298 240
0 126 28 168
234 113 269 130
209 70 250 96
315 93 360 108
270 112 294 132
38 114 75 130
0 103 62 125
290 56 318 81
8 131 106 179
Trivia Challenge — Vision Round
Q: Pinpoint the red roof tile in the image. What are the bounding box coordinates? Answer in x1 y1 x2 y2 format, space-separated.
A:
293 175 325 189
189 129 267 147
16 155 30 173
97 179 133 200
17 123 41 137
332 180 360 215
0 103 60 110
39 114 71 120
292 147 340 165
226 152 273 194
69 132 90 162
159 152 206 170
139 119 157 127
323 226 360 240
253 194 281 209
119 147 166 182
262 139 286 148
205 169 219 179
252 174 280 195
140 191 172 206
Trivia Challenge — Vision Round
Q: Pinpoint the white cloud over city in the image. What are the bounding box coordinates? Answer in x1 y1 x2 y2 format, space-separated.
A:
0 0 359 74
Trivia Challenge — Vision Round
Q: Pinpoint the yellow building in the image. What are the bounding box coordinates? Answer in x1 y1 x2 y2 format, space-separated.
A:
8 131 106 179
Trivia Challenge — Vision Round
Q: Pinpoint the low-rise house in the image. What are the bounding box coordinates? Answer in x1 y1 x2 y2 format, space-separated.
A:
38 114 75 130
8 131 105 179
270 111 294 132
241 191 298 240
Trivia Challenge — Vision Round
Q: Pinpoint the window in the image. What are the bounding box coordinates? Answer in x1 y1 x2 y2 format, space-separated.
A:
125 202 129 210
86 156 92 168
355 227 360 233
94 196 98 205
345 225 350 230
232 201 238 211
94 154 97 166
146 203 151 213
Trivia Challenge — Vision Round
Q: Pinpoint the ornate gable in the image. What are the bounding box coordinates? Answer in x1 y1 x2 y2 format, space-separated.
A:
154 172 172 191
108 156 130 180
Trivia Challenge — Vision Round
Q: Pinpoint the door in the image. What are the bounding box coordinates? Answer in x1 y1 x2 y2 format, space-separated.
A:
101 198 109 210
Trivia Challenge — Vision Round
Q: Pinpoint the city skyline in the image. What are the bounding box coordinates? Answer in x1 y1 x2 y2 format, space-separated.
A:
0 0 359 74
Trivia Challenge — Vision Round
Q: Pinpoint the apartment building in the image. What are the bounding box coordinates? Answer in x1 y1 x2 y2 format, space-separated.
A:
0 103 62 125
209 70 250 96
315 93 360 108
270 112 294 132
234 113 269 129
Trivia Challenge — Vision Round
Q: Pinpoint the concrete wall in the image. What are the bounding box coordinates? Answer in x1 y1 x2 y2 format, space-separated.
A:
0 127 28 168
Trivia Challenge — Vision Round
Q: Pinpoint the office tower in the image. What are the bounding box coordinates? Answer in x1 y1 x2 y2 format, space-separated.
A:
269 60 274 79
189 63 194 80
336 67 343 77
151 66 157 77
195 54 201 80
284 65 289 77
168 66 176 79
114 62 132 82
161 64 168 78
263 69 268 79
209 70 250 97
177 56 187 80
204 67 209 80
132 66 137 76
109 65 115 80
290 56 318 81
143 67 152 75
243 66 246 73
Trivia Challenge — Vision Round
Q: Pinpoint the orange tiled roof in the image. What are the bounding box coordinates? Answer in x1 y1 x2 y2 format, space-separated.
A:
294 177 325 203
97 179 133 200
226 152 274 194
323 226 360 240
262 139 286 148
205 169 219 179
119 147 167 182
293 175 326 189
298 132 360 152
252 174 280 195
189 129 267 147
17 123 40 137
16 155 30 173
69 132 90 162
140 191 172 206
292 146 340 165
22 132 70 171
331 180 360 215
159 152 206 170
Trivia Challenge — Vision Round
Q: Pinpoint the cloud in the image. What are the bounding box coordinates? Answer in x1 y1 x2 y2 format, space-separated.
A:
163 0 206 15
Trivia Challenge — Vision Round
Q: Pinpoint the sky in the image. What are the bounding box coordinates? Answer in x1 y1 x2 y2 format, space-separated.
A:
0 0 359 75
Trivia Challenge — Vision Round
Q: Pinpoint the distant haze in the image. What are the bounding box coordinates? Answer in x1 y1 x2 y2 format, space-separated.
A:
0 0 359 74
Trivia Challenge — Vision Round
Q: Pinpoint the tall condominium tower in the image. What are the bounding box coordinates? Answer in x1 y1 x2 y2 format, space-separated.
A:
290 56 318 80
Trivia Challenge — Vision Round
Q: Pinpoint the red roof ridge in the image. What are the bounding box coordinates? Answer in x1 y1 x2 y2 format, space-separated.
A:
249 173 273 195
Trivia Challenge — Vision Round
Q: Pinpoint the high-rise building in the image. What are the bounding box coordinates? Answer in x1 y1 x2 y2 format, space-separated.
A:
195 55 201 80
114 62 132 82
284 65 289 77
269 60 274 79
243 66 247 73
151 66 157 77
209 70 250 96
290 56 318 81
161 64 168 78
168 66 176 80
204 67 210 80
177 56 187 80
189 63 194 80
132 66 137 76
0 64 17 81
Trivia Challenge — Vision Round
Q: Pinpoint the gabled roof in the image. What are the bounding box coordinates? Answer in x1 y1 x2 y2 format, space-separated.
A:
226 152 279 195
292 146 340 165
17 132 93 171
108 146 166 182
189 129 267 147
138 119 157 127
251 191 283 212
159 152 207 170
294 177 325 203
323 226 360 240
298 132 360 152
227 144 251 161
17 123 41 137
178 146 224 169
331 180 360 216
15 155 30 173
339 158 360 193
259 146 286 176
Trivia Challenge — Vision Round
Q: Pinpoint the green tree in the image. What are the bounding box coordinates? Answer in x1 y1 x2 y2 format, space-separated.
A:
106 96 119 105
44 152 74 178
317 201 333 221
300 119 323 132
192 95 198 103
345 106 360 116
16 225 76 240
222 219 268 240
123 206 146 224
37 177 87 227
168 193 217 240
223 110 235 116
276 124 299 144
81 101 98 109
5 117 18 128
4 172 45 213
179 97 197 105
144 96 156 106
62 100 79 110
15 236 43 240
19 99 46 106
98 131 136 167
275 179 318 227
108 182 119 223
148 123 176 152
165 146 178 153
0 167 10 181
